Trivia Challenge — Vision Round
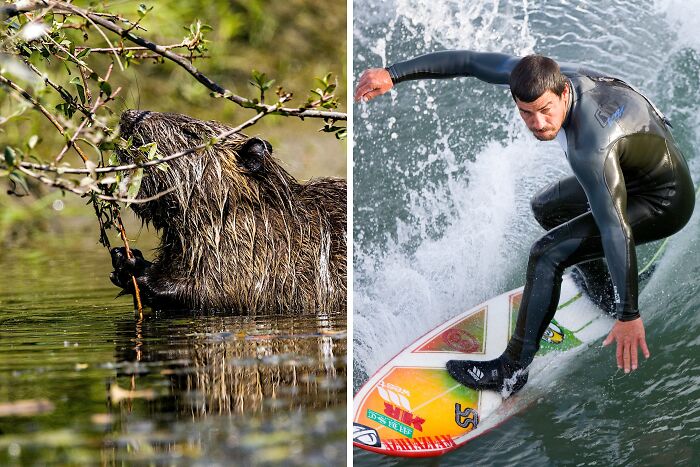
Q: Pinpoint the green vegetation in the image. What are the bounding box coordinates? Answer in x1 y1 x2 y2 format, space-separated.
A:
0 0 347 246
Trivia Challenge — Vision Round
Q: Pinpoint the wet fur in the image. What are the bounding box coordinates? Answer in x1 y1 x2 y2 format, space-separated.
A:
115 110 346 314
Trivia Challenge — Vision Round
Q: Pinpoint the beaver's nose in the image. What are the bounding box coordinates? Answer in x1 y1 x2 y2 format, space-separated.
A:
119 110 151 137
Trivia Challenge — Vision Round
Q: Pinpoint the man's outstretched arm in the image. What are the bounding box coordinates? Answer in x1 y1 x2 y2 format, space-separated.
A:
387 50 520 85
355 50 520 102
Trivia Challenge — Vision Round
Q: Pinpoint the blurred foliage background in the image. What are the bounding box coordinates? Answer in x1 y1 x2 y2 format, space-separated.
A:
0 0 347 246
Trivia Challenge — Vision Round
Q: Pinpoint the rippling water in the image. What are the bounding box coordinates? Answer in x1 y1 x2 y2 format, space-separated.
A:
353 0 700 464
0 222 346 465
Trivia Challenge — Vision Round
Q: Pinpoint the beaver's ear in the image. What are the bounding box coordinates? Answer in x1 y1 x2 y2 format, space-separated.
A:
238 137 272 172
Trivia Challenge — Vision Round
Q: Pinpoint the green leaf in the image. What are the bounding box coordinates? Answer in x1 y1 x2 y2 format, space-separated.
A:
74 81 86 104
138 142 158 160
335 128 347 140
9 170 29 194
137 4 152 18
85 160 97 178
27 135 40 149
4 147 16 166
76 48 91 59
99 80 112 96
126 168 144 202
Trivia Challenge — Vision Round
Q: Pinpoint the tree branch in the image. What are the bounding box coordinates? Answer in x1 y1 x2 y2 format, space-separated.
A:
18 110 269 174
14 164 177 204
7 1 346 121
0 71 90 162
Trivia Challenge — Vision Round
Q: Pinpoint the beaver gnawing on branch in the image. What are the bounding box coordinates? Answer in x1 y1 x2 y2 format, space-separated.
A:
109 110 346 314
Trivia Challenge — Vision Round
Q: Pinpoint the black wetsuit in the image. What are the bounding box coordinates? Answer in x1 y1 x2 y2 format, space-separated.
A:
387 51 695 375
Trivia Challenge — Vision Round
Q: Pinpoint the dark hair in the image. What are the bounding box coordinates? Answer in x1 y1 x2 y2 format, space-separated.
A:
509 55 566 102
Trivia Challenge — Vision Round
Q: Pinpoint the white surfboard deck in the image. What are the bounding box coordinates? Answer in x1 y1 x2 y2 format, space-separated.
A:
353 274 613 457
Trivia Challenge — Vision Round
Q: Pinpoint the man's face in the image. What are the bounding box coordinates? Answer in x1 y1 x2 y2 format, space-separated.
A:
515 83 570 141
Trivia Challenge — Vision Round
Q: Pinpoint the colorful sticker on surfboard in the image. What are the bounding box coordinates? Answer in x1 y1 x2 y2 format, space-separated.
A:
354 367 479 455
413 307 487 354
509 291 582 351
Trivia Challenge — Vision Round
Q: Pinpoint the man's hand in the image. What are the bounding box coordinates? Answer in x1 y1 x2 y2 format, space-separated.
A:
602 318 650 373
354 68 393 102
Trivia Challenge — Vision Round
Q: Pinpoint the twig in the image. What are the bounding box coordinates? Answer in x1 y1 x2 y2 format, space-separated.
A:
74 42 191 53
89 11 148 32
51 1 346 121
20 110 268 174
114 210 143 316
66 5 124 71
0 72 89 162
22 60 104 127
14 164 176 203
55 64 121 163
0 0 48 18
5 1 346 120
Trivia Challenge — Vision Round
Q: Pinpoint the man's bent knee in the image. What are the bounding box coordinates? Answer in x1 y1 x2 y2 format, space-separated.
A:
530 181 560 229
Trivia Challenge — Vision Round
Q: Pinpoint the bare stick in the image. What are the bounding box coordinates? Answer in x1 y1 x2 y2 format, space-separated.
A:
74 42 190 53
114 210 143 316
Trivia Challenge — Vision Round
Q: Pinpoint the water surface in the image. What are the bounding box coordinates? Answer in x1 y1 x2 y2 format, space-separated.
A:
0 220 346 465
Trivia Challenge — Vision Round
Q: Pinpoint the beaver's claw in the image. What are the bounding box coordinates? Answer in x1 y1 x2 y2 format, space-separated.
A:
109 247 152 290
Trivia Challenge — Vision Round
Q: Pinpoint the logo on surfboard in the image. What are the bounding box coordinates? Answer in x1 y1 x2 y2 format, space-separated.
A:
353 423 381 447
376 381 412 411
542 322 564 344
442 328 480 353
454 403 479 430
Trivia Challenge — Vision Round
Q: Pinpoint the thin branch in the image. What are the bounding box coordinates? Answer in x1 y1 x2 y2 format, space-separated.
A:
20 110 268 174
0 0 48 18
74 42 190 53
89 12 148 32
51 1 346 121
0 71 89 162
15 164 176 203
22 59 104 127
5 1 346 120
114 210 143 315
67 5 124 71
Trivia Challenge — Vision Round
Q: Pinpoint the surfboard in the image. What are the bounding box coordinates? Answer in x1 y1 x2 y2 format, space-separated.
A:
352 274 614 458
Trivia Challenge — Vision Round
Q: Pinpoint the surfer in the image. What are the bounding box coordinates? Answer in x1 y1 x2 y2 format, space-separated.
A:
355 51 695 395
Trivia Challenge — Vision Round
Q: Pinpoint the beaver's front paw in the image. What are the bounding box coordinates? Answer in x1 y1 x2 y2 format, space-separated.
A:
109 247 152 290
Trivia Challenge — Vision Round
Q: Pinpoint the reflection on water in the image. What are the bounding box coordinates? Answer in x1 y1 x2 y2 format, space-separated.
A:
0 224 346 465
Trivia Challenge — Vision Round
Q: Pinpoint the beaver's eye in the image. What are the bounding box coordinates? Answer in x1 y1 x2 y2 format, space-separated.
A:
182 128 200 140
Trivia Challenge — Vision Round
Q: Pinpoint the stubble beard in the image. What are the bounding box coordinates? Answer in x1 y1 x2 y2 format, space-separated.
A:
532 128 557 141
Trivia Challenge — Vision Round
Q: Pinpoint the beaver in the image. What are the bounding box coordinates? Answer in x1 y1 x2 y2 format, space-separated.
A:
109 110 346 314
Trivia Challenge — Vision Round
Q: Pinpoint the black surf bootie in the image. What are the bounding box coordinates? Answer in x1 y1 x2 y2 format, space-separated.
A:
446 355 528 397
